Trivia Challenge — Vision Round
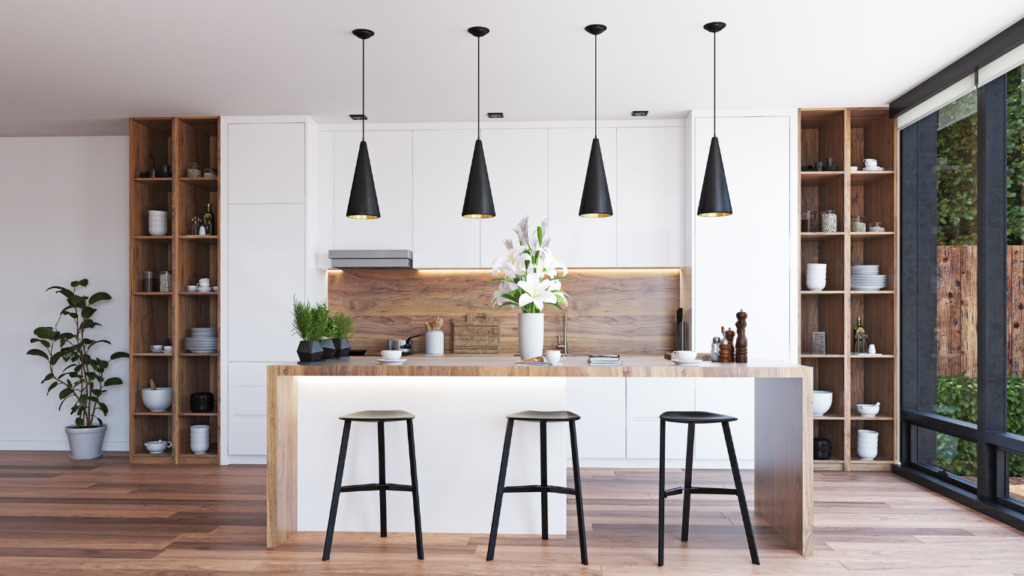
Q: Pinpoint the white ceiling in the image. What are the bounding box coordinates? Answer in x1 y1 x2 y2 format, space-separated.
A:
2 0 1023 136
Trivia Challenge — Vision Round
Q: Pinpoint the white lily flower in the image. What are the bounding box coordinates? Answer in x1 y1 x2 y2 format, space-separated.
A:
492 240 528 277
515 216 530 245
539 248 568 278
516 273 558 311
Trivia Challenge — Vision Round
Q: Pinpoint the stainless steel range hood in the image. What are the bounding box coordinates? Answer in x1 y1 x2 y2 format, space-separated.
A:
329 250 413 269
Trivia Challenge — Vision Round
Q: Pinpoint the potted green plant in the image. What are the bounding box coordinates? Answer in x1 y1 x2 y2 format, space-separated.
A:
328 311 354 359
26 279 127 459
292 297 330 364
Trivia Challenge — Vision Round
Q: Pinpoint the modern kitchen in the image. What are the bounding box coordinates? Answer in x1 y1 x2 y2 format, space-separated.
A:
3 2 1024 575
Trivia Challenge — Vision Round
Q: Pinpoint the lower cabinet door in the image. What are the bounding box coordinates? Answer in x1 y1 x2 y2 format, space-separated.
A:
693 378 755 463
227 363 271 456
626 378 695 459
566 377 625 459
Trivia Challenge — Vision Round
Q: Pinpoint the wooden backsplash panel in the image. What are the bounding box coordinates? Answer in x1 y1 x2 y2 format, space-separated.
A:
328 269 681 355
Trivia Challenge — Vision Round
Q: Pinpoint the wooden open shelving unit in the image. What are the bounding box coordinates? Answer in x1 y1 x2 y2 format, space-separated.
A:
798 108 898 472
128 117 221 464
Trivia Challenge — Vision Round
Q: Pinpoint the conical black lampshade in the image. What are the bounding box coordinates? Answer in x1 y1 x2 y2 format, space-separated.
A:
579 138 612 217
346 141 380 219
462 139 495 218
697 136 732 217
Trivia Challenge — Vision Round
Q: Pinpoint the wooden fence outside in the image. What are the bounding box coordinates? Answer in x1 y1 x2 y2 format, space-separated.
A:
937 245 1024 377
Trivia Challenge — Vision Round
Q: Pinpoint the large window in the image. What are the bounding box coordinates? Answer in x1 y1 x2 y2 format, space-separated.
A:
900 68 1024 530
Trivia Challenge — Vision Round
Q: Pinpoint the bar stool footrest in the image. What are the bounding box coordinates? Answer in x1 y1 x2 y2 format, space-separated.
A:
338 483 414 493
664 486 738 498
504 484 576 495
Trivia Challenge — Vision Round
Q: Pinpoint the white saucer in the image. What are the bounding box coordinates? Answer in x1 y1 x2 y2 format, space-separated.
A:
377 358 408 365
862 166 885 171
672 360 702 366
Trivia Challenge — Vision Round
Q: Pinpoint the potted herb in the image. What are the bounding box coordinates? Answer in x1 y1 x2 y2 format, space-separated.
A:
328 311 354 359
26 279 127 459
292 297 330 364
490 216 569 359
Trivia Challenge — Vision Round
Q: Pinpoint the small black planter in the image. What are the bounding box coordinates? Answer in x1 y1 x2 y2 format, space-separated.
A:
297 340 323 364
319 339 335 361
333 337 351 359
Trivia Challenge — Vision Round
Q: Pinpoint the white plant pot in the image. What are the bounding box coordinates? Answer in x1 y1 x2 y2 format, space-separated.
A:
66 424 106 460
425 331 444 356
518 313 545 360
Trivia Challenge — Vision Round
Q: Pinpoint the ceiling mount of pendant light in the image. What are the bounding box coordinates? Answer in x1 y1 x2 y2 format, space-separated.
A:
346 28 381 219
580 24 612 218
462 26 496 219
697 21 733 218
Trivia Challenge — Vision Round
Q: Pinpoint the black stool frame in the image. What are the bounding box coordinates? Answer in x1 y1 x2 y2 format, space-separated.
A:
486 418 588 565
658 419 759 566
322 418 424 561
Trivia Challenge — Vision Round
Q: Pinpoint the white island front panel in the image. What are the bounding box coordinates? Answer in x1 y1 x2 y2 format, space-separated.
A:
296 376 567 535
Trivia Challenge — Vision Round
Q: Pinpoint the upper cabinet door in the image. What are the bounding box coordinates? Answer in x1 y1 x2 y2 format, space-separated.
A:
548 128 617 268
333 131 413 251
227 123 306 204
617 127 684 267
227 204 305 361
478 129 548 267
693 116 791 362
412 130 481 268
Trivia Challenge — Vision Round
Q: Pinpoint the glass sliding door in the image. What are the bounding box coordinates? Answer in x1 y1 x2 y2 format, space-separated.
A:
1006 65 1024 506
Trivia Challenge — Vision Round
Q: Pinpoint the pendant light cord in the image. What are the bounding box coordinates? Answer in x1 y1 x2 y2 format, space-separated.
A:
361 37 366 142
594 32 598 139
477 35 481 140
713 31 716 137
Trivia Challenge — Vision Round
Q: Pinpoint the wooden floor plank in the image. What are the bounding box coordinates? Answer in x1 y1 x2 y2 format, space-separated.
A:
2 452 1023 575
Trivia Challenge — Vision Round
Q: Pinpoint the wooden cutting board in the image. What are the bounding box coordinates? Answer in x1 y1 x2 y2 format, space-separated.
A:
453 313 500 354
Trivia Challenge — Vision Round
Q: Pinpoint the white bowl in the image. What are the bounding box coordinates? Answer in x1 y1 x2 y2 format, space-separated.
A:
673 350 698 362
163 345 172 353
857 445 878 461
141 387 173 412
187 286 197 292
863 159 878 167
806 276 827 291
144 440 171 454
149 345 163 352
806 264 828 270
813 391 833 417
381 350 403 361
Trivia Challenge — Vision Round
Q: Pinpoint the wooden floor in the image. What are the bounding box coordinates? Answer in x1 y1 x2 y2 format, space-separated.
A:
2 452 1024 575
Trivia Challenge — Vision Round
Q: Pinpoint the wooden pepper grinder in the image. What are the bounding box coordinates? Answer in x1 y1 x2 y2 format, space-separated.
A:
735 310 748 363
720 328 734 363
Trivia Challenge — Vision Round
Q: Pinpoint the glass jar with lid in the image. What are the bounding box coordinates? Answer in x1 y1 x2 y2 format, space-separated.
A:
158 271 172 293
801 210 818 232
851 214 866 232
821 209 838 233
869 221 885 232
187 162 202 178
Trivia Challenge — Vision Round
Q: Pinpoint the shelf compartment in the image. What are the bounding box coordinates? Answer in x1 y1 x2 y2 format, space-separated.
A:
800 109 846 169
129 118 173 178
801 237 844 292
176 179 219 238
801 294 845 356
850 357 895 418
813 419 846 467
850 108 896 171
850 174 896 235
804 357 846 418
130 294 172 354
851 293 895 355
177 413 219 464
177 223 219 292
851 419 895 463
130 411 173 460
175 117 218 184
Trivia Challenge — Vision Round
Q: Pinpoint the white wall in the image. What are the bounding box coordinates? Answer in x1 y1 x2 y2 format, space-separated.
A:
0 136 129 451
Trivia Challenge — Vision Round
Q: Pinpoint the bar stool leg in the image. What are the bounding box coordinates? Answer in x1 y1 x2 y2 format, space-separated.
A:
568 420 588 565
723 422 759 565
377 421 387 538
681 422 695 542
406 420 424 560
540 421 548 540
486 419 515 561
658 418 666 567
322 420 352 561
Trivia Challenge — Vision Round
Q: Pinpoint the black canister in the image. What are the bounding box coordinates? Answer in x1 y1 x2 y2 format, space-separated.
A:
813 437 832 460
190 392 215 413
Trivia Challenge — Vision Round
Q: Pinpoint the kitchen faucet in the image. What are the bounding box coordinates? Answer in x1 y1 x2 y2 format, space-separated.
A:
557 304 568 355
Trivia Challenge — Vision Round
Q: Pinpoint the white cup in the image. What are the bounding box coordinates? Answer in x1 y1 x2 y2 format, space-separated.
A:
187 285 197 292
163 345 172 353
863 159 878 167
381 350 402 361
145 440 171 454
544 350 562 365
673 350 697 362
198 278 211 287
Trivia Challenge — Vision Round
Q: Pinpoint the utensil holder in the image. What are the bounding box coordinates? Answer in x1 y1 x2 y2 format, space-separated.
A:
425 331 444 356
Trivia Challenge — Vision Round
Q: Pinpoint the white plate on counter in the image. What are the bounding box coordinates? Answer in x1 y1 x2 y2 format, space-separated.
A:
377 358 408 365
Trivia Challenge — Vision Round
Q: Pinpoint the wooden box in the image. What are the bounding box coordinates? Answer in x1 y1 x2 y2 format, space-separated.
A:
453 313 500 354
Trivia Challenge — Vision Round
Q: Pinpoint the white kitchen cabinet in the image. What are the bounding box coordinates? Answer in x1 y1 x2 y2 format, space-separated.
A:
477 129 549 266
626 378 695 459
227 204 305 361
334 130 414 251
694 378 755 463
566 377 625 459
616 127 685 267
412 130 481 268
547 128 617 267
227 363 271 456
227 123 306 204
692 115 793 363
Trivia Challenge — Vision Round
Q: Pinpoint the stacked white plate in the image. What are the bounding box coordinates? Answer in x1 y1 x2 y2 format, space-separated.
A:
184 327 218 354
190 425 210 455
148 210 168 236
851 265 887 291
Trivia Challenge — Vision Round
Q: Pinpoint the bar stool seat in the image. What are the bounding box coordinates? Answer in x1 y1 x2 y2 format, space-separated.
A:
487 410 588 565
658 410 759 567
322 410 423 561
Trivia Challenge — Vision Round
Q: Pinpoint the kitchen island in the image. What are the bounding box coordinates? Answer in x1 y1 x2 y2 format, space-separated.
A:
266 355 814 556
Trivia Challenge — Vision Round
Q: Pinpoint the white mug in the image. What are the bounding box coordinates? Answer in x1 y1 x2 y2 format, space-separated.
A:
198 278 211 287
145 440 171 454
673 350 697 362
545 350 562 365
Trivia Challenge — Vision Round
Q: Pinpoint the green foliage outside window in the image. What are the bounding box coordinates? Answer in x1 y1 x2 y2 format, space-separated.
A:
935 374 1024 477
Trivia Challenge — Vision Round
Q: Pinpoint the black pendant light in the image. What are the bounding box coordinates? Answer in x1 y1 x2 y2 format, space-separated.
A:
462 26 496 219
697 22 733 217
580 24 612 218
346 28 381 219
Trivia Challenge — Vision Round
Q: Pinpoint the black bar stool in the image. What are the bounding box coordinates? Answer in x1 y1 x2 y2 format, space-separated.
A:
658 411 758 567
486 410 588 565
322 410 423 561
